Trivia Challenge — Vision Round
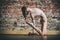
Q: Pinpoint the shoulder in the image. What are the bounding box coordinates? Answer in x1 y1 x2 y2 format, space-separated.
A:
35 8 43 12
27 7 32 11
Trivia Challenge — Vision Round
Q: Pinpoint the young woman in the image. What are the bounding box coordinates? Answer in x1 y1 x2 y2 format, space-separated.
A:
21 5 47 40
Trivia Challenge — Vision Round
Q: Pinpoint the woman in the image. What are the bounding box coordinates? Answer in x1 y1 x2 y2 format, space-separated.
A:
21 5 47 40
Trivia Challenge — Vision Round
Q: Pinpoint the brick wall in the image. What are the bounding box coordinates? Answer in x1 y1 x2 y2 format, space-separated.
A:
0 0 60 30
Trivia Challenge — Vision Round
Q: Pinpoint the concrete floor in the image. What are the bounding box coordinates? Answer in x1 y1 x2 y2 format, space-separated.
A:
0 34 60 40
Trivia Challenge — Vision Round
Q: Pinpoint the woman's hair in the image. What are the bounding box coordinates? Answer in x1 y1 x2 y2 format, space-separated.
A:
21 6 27 19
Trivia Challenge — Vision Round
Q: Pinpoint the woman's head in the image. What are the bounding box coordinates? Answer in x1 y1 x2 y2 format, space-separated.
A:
21 6 27 19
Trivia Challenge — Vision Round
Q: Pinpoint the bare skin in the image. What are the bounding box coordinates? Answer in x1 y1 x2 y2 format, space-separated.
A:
26 7 47 35
26 7 47 40
21 6 47 40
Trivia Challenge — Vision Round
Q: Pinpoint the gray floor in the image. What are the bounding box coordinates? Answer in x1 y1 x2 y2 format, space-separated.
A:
0 34 60 40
